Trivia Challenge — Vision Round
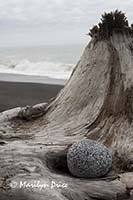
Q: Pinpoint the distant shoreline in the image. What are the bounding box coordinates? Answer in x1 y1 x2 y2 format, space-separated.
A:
0 72 66 85
0 73 64 112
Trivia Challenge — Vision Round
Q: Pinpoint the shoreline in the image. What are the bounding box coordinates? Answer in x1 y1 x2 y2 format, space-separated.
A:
0 72 66 85
0 73 65 112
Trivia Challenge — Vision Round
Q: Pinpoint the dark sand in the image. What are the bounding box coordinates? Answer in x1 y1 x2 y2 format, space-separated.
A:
0 81 63 112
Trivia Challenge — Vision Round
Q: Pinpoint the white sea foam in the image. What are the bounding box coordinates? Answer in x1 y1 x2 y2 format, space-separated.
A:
0 59 74 80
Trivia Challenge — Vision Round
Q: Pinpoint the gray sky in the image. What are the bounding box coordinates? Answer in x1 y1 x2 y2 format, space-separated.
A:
0 0 133 46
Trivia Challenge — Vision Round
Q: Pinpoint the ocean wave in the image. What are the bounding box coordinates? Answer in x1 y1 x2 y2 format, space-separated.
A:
0 59 74 79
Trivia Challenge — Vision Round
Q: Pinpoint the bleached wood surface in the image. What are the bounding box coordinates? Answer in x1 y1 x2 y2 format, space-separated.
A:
0 33 132 200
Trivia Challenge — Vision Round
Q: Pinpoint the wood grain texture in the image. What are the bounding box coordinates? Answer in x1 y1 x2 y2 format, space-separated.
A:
0 33 133 200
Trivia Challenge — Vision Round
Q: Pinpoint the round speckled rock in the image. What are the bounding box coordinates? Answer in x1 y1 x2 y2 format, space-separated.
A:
67 139 112 178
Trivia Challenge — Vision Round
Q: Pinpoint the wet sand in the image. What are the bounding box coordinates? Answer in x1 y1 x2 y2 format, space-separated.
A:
0 73 64 112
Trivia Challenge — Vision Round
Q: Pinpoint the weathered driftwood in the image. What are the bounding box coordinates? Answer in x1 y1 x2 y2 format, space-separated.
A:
0 33 133 200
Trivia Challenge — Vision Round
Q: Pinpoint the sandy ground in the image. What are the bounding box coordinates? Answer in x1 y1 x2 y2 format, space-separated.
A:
0 73 64 112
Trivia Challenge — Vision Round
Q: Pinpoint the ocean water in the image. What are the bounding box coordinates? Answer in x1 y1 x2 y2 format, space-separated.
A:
0 44 85 80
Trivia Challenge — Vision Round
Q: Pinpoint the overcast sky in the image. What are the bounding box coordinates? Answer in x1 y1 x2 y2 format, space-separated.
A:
0 0 133 47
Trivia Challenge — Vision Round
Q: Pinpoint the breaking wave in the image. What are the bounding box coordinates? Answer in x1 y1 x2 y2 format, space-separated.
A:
0 59 74 80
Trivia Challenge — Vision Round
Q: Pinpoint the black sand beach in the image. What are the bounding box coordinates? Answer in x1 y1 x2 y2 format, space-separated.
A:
0 74 64 112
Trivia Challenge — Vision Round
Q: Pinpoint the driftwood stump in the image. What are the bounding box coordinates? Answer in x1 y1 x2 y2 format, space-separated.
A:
0 33 133 200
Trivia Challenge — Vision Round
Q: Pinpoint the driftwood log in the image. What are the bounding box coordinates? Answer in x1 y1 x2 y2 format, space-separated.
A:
0 32 133 200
